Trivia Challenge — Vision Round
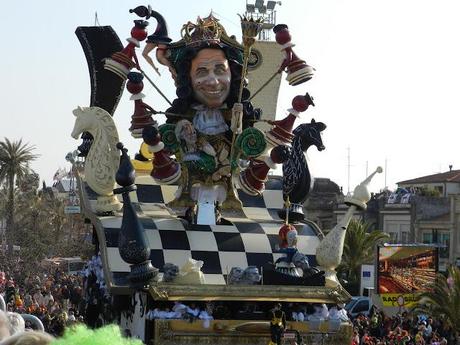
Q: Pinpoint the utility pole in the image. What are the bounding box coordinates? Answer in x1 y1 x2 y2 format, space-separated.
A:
384 158 388 189
347 146 351 195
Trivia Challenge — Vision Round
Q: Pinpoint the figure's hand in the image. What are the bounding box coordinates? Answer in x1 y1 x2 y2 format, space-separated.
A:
231 103 243 135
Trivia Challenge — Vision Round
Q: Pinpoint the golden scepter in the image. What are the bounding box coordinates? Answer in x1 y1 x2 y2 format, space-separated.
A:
225 15 264 209
230 15 264 159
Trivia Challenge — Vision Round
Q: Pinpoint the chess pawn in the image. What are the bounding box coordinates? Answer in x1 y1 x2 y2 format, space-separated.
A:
143 126 181 184
104 20 149 80
266 93 314 147
238 146 289 196
127 72 157 138
274 24 314 86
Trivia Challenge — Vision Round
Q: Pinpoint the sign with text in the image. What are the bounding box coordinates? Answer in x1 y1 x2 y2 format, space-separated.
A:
64 205 81 214
381 293 420 307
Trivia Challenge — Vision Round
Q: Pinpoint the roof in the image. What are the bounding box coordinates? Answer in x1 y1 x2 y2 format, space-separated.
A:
311 178 342 195
398 170 460 185
53 179 72 193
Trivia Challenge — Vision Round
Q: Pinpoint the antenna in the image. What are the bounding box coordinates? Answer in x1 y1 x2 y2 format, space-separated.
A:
245 0 281 41
94 12 100 26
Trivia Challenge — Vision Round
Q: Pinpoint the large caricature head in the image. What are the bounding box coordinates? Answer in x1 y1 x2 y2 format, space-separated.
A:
167 44 243 117
165 15 261 126
190 48 231 109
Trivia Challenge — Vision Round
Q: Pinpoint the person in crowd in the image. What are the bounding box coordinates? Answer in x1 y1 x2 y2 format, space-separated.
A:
328 303 348 322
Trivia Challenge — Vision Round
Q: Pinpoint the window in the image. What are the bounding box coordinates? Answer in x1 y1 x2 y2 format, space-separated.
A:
439 233 450 259
353 300 369 313
401 232 409 244
422 231 450 259
388 232 398 244
422 232 433 244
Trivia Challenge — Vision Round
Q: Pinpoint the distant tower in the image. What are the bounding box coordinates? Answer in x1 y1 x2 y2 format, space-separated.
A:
245 0 284 128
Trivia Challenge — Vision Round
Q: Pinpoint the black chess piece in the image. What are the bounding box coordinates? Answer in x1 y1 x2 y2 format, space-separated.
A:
114 142 158 288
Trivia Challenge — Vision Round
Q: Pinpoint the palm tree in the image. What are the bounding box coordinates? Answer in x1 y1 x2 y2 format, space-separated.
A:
338 219 389 291
411 266 460 342
0 138 39 253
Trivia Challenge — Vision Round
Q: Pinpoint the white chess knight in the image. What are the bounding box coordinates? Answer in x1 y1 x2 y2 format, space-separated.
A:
71 106 122 214
315 166 383 287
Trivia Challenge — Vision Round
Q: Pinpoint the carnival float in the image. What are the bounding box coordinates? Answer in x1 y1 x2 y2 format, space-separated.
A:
70 3 382 344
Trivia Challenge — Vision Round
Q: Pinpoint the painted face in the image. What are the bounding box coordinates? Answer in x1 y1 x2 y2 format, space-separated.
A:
190 48 231 109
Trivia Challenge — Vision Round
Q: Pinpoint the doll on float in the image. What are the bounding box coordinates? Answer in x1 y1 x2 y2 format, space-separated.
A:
121 7 321 223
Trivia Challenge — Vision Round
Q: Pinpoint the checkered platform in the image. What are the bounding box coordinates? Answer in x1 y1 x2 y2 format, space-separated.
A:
81 175 321 287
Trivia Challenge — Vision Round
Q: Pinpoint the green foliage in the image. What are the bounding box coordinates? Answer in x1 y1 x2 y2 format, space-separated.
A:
0 138 39 184
13 182 93 274
52 324 143 345
337 219 389 286
0 138 93 274
411 266 460 333
0 138 39 252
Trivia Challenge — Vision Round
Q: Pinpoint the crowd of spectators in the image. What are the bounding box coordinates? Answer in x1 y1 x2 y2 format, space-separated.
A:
350 308 456 345
0 254 109 338
0 254 457 345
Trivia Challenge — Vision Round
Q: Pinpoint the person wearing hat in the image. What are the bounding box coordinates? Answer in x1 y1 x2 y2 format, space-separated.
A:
269 303 286 345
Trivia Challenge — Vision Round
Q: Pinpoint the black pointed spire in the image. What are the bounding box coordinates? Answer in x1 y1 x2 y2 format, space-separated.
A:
114 143 158 288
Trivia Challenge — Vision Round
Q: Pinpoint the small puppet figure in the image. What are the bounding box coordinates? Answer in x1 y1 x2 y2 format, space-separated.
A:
269 303 286 345
276 229 299 265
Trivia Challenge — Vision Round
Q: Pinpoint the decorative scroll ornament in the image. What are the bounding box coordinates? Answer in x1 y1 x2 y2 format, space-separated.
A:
234 127 266 159
158 124 179 153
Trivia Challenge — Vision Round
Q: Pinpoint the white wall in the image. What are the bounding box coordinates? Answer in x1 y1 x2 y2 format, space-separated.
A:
382 213 411 244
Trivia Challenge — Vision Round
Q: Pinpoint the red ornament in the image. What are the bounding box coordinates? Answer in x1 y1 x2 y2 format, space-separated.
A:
131 26 148 41
127 80 144 94
266 93 314 147
151 149 181 184
274 24 291 45
273 24 314 86
292 96 308 112
239 158 274 196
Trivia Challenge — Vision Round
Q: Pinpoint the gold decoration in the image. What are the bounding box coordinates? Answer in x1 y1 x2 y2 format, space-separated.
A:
153 319 353 345
181 14 227 47
149 283 350 303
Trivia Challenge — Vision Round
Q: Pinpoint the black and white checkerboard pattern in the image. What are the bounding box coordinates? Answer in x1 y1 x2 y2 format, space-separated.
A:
83 175 320 286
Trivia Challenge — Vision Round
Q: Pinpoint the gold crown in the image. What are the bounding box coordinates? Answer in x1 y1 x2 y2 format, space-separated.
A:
181 14 227 47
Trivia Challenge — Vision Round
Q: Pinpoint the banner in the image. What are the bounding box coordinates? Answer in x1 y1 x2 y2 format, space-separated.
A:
381 293 420 307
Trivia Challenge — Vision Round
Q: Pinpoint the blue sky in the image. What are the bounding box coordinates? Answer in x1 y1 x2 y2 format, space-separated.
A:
1 0 460 193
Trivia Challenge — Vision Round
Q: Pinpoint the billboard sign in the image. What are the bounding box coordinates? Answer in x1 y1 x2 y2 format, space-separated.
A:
360 264 375 296
377 245 437 295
